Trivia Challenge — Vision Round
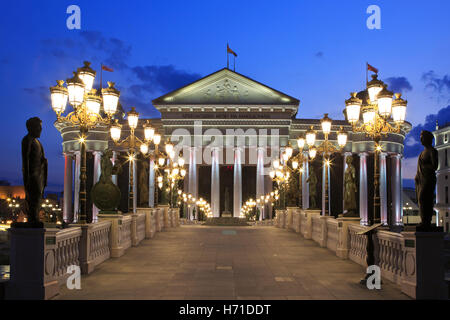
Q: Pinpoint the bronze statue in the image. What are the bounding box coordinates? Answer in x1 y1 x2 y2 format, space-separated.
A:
19 117 47 227
415 130 438 229
307 166 318 209
343 156 358 217
91 149 121 213
138 160 149 207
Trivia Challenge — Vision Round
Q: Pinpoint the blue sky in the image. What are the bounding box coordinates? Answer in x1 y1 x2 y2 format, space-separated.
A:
1 0 449 191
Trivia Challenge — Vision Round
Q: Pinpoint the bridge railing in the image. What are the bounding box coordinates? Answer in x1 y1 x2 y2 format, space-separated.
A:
270 207 447 299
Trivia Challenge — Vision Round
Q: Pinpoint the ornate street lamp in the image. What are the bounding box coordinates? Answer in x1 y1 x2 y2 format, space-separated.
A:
109 107 159 213
306 114 348 216
345 73 407 225
50 61 120 224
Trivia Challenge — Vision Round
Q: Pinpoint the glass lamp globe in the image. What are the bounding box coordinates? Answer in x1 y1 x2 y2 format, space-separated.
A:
153 134 161 145
337 126 348 148
320 113 332 135
143 120 155 141
367 74 384 102
297 137 305 150
362 108 376 125
377 85 394 118
292 161 299 170
86 89 101 115
181 169 186 177
285 145 293 158
140 144 148 155
110 120 122 142
77 61 96 92
309 147 317 159
165 142 174 154
127 107 139 129
158 157 165 166
178 157 185 167
305 126 316 147
50 80 68 114
66 72 85 106
102 82 120 116
392 93 407 123
273 159 280 169
345 92 362 124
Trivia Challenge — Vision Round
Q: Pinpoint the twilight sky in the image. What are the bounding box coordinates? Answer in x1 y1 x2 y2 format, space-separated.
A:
1 0 449 192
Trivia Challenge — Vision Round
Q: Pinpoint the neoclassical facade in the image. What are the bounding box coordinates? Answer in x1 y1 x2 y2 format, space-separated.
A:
57 68 410 225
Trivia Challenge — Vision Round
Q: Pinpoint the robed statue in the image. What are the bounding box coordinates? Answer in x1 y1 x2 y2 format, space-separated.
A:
19 117 47 227
343 156 358 217
307 166 318 209
139 160 149 207
91 149 122 213
415 130 438 229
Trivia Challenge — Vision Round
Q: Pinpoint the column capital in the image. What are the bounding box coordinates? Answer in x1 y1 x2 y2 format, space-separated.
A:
359 152 368 157
233 146 244 153
344 151 353 156
391 153 402 159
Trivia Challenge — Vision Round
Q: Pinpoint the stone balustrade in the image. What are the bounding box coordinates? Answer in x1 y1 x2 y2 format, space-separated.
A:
5 205 183 299
54 227 82 285
348 223 368 267
326 218 339 253
272 210 448 299
376 230 404 285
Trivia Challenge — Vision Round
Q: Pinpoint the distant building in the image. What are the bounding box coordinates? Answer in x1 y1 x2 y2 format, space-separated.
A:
434 121 450 232
0 186 25 200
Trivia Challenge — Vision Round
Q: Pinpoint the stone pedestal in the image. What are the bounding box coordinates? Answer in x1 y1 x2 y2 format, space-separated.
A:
98 213 132 258
286 207 298 231
293 210 301 233
336 216 361 259
137 208 155 239
6 228 59 300
301 209 321 239
75 221 112 274
318 216 334 247
159 205 170 229
401 231 448 299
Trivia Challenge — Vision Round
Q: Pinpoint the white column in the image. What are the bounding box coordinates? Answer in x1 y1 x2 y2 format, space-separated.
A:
92 151 102 222
321 162 330 216
359 152 369 225
256 147 265 220
63 153 73 223
302 152 309 209
391 154 403 226
380 152 388 225
343 152 352 213
233 147 242 217
188 146 198 220
211 147 220 218
73 151 81 222
111 151 118 185
149 158 155 208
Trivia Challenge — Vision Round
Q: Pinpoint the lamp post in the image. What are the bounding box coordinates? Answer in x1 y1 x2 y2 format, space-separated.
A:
345 73 407 225
50 61 120 224
109 107 160 213
304 114 348 216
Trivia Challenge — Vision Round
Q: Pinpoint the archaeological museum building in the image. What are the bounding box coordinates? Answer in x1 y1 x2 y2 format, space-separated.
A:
56 68 410 225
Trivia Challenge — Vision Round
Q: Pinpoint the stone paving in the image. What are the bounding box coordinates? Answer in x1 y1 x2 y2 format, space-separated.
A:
60 225 409 300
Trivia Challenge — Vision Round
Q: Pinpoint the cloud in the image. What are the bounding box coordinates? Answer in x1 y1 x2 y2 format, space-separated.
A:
314 51 324 58
385 76 412 93
422 71 450 94
131 65 202 94
402 156 418 180
23 86 50 105
403 104 450 158
41 31 132 70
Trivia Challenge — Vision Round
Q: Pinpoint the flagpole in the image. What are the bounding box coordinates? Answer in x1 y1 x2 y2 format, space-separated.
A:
227 44 229 69
234 55 236 72
366 62 368 87
100 63 103 90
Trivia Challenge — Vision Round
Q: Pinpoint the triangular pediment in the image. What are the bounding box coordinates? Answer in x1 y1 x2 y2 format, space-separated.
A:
152 68 299 107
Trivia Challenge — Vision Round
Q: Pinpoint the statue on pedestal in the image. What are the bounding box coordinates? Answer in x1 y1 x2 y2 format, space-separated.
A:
415 130 438 230
18 117 47 227
307 166 318 209
343 156 358 217
91 149 121 213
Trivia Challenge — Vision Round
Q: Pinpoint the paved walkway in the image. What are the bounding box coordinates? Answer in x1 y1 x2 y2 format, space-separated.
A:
60 225 408 300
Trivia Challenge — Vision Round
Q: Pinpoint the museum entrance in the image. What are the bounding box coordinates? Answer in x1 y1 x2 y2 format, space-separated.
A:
220 166 234 216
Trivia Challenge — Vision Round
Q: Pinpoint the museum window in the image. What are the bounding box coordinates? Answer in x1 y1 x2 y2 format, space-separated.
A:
445 134 449 143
